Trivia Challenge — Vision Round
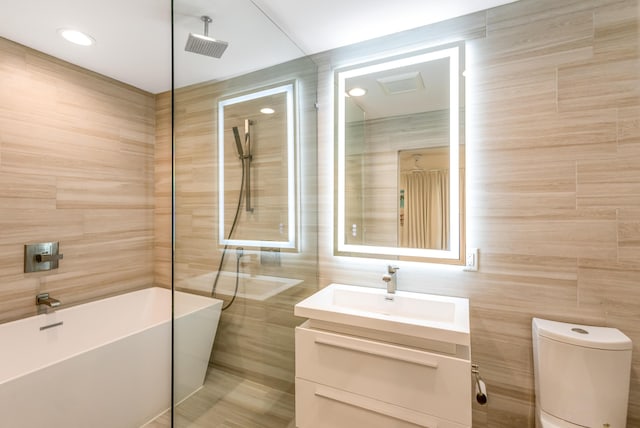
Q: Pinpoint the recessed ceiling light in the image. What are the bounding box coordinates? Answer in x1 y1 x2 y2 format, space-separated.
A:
260 107 275 114
58 29 95 46
347 87 367 97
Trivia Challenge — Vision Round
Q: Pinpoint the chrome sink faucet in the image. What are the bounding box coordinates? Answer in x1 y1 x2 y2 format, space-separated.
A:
382 265 400 297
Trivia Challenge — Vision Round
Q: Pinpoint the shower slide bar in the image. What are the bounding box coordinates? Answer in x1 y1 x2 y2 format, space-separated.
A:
232 119 254 213
244 119 253 212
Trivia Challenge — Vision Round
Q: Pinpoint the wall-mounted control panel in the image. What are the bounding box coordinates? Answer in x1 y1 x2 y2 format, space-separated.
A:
24 242 64 273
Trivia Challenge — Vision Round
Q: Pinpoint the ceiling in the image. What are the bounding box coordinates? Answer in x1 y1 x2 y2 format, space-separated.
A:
0 0 518 94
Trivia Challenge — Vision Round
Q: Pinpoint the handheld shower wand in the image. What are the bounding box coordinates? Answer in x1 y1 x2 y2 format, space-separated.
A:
232 126 244 159
231 121 254 212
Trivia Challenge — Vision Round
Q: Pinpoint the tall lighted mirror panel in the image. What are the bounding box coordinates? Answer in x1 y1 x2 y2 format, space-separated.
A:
336 44 465 263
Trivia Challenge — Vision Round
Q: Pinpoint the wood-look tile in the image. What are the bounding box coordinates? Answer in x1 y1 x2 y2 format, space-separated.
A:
618 208 640 263
311 11 487 71
472 274 580 317
482 6 594 65
0 275 41 322
154 366 295 428
0 208 85 246
485 394 535 428
594 0 640 60
153 91 173 288
0 37 155 324
577 156 640 207
558 57 640 112
618 106 640 158
162 57 320 423
315 2 640 426
486 0 595 31
56 178 153 209
474 210 618 260
2 0 633 426
469 158 576 193
211 286 307 393
477 252 577 281
470 110 618 161
469 192 578 218
469 67 558 118
579 264 640 318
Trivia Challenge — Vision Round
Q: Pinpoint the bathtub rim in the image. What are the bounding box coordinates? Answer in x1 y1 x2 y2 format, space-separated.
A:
0 286 222 386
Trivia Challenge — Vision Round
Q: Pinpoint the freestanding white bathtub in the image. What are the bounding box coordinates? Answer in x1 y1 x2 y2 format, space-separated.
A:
0 287 222 428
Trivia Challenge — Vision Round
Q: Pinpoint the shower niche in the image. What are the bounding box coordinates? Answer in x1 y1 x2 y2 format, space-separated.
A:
218 82 298 249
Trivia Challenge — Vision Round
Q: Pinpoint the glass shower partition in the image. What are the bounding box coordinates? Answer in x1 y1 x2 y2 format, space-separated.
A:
169 1 318 426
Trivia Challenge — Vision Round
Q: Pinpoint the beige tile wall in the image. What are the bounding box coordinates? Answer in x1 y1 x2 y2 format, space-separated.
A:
315 0 640 426
154 58 318 288
154 57 319 393
0 37 156 323
154 91 172 288
4 0 635 425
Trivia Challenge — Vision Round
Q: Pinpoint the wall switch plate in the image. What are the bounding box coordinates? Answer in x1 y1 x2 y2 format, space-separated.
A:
463 248 479 272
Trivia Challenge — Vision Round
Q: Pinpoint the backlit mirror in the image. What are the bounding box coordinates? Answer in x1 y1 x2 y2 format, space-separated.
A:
218 82 298 249
336 44 464 263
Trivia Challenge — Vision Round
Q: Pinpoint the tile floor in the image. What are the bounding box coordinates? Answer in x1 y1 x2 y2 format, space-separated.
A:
147 366 295 428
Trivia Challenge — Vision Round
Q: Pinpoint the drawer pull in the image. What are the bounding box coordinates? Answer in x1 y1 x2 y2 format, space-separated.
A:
314 337 439 369
314 385 437 428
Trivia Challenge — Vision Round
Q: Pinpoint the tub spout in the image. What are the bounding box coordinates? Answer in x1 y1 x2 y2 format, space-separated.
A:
36 293 61 308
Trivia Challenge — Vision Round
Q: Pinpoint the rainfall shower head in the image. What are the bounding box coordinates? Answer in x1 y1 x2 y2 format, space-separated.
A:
185 16 229 59
232 126 244 158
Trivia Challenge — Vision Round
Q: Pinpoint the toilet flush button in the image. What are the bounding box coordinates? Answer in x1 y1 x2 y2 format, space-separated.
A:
571 327 589 334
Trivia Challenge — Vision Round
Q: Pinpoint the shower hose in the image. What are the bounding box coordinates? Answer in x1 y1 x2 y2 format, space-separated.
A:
210 153 246 311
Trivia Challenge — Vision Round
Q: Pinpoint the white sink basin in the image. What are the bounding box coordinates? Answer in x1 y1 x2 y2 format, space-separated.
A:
295 284 469 346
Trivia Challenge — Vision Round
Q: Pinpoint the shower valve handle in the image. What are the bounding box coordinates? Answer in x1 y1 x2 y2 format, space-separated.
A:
35 253 64 263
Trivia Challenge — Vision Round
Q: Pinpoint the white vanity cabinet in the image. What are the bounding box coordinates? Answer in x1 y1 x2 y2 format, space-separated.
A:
295 322 472 428
294 284 472 428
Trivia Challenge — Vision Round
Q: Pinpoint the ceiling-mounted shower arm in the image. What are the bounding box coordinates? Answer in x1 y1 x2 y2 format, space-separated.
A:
201 16 212 37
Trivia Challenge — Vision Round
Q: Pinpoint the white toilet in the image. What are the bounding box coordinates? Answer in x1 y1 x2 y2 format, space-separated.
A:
532 317 633 428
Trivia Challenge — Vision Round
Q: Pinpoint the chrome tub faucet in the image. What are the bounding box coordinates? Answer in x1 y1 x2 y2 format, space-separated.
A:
36 293 61 308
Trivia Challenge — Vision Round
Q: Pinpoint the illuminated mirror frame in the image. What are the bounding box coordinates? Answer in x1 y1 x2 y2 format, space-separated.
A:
218 82 298 249
336 45 462 261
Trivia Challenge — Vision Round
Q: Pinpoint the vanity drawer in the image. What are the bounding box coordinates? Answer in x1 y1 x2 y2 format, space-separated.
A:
295 326 471 426
295 378 468 428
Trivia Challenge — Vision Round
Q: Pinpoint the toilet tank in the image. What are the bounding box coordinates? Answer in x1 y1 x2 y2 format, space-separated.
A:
532 318 632 428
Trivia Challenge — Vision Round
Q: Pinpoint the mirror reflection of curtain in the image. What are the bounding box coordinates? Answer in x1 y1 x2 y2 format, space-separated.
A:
400 170 449 249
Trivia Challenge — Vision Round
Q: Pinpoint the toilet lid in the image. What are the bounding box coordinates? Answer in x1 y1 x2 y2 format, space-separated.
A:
533 318 632 350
